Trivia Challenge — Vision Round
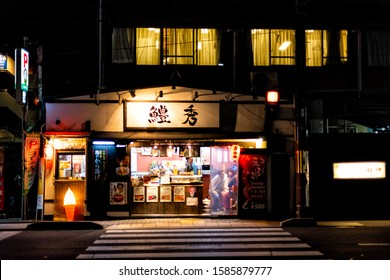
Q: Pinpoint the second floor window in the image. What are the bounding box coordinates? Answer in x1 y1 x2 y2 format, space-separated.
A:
305 30 348 66
251 29 296 66
112 27 219 66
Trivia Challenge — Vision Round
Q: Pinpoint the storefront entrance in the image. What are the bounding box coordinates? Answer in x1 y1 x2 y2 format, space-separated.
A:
129 143 240 216
89 140 267 218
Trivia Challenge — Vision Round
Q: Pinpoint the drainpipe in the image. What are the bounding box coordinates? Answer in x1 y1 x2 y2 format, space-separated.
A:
96 0 104 103
232 30 238 89
281 6 316 227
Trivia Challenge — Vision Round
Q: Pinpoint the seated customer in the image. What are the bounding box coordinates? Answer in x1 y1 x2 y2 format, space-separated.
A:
209 169 228 212
222 167 238 212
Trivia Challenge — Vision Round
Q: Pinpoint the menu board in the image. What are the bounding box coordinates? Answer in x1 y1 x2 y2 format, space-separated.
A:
133 186 145 202
146 186 158 202
160 186 172 202
173 186 185 202
110 182 128 205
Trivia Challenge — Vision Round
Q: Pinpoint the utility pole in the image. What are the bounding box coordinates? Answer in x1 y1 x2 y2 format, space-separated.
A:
15 37 30 220
281 1 316 227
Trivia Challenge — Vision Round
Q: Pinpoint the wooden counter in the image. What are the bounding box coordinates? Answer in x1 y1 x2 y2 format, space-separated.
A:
130 184 203 215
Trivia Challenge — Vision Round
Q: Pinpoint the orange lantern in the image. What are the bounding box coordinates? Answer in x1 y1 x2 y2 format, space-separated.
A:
230 144 240 162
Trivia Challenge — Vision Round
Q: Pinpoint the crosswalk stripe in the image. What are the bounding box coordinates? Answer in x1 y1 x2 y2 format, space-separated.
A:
94 236 301 244
100 231 291 238
78 227 325 259
106 227 285 233
86 243 311 252
77 250 324 260
0 231 21 241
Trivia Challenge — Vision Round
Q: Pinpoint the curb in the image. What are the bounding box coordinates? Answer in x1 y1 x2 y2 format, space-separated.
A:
26 221 104 230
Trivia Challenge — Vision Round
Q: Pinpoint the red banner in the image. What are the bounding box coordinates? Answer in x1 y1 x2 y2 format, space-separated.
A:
238 151 267 217
24 135 40 191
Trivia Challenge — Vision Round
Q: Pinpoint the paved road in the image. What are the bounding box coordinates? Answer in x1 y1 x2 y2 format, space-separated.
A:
1 218 390 260
77 226 325 259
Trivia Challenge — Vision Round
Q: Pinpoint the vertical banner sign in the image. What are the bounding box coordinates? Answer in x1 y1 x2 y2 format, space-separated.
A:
21 48 29 92
93 149 107 180
238 150 267 218
14 48 29 104
24 134 40 192
37 157 45 210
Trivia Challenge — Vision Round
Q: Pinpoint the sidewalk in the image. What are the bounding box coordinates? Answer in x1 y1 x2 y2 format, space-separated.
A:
1 218 390 230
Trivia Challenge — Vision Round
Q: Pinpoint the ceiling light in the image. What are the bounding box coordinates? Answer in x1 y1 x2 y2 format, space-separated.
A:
279 41 291 51
93 141 115 145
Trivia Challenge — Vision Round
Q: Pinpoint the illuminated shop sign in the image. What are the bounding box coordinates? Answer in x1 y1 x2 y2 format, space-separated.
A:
333 161 386 179
0 54 7 70
20 48 29 92
53 138 86 150
126 102 220 129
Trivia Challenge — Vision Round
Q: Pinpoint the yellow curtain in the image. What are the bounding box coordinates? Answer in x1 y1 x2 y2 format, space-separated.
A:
197 29 218 65
270 29 295 65
176 28 194 64
339 30 348 64
251 29 270 66
251 29 295 65
114 27 219 65
136 28 160 65
306 30 322 66
323 30 348 65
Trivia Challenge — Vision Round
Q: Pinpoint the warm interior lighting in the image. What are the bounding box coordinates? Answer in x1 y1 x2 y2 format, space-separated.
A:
167 144 173 157
279 41 291 50
44 143 54 160
63 188 76 221
256 138 264 148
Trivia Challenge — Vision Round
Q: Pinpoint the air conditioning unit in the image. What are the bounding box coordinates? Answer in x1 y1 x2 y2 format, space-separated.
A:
250 72 278 92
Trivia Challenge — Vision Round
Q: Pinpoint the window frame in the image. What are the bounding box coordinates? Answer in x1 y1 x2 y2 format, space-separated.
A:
251 29 296 66
305 29 348 67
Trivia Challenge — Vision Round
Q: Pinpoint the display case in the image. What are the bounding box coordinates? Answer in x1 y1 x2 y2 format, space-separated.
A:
170 175 202 184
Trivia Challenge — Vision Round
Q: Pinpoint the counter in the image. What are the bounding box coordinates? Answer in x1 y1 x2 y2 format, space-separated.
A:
130 174 203 215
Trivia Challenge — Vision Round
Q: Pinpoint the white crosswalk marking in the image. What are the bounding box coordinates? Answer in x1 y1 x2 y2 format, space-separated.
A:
0 231 21 241
77 227 325 259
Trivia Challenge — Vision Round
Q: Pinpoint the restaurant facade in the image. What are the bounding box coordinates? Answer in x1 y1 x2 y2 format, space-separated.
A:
41 87 294 221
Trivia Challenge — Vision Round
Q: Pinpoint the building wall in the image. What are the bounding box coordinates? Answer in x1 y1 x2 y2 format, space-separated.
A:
309 134 390 220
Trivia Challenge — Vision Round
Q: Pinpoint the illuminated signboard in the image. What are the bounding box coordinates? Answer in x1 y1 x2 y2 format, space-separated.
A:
126 102 220 129
0 54 15 76
20 48 29 92
14 48 29 104
333 161 386 179
0 54 7 70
